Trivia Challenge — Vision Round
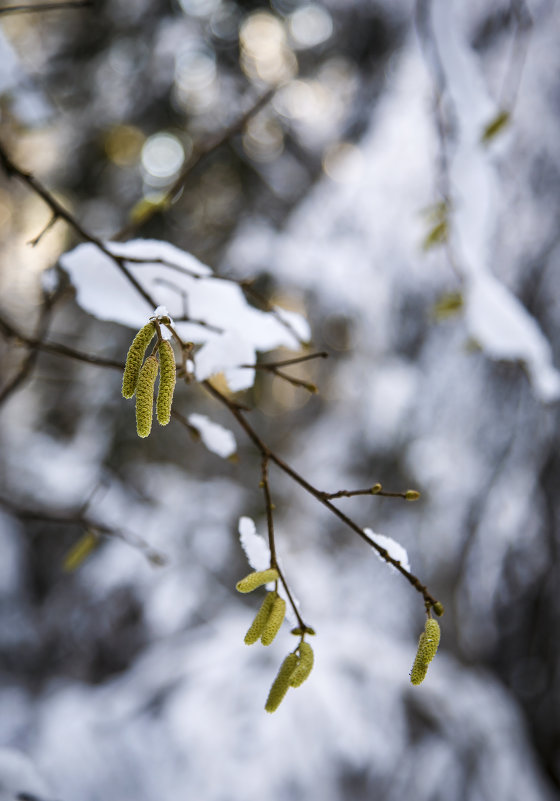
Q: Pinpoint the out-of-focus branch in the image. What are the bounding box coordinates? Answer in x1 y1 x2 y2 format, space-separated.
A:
114 88 277 241
0 143 157 311
0 284 65 405
0 1 92 15
0 310 124 370
0 495 167 566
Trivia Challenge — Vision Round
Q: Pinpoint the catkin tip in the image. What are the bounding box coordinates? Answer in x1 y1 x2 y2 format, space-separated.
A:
236 568 279 593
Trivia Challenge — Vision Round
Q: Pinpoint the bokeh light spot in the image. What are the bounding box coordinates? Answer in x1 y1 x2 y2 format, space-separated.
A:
288 4 333 50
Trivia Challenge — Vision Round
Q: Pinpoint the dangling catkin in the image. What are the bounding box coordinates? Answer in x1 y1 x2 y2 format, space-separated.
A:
244 592 277 645
122 323 156 398
261 594 286 646
410 618 441 685
289 641 314 687
236 569 279 593
135 355 159 438
410 633 429 686
265 653 298 713
156 340 176 425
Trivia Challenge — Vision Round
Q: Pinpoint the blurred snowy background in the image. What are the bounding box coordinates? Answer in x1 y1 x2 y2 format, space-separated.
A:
1 0 560 799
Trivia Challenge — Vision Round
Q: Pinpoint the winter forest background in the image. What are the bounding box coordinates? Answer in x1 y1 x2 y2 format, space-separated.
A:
1 0 560 799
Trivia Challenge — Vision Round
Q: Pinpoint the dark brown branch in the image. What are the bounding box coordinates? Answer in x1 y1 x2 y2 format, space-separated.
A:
203 380 439 609
323 485 417 500
251 352 329 369
0 142 157 311
0 285 64 405
0 311 124 370
260 455 307 630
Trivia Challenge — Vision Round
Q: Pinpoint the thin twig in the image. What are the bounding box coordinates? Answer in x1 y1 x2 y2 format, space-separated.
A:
114 88 276 241
0 143 157 311
28 212 59 246
0 311 124 370
203 380 439 608
323 487 410 500
261 455 307 630
0 495 167 565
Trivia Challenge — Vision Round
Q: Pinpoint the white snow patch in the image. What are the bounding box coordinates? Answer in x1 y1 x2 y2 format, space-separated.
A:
238 516 270 572
364 528 411 573
465 273 560 402
188 414 237 459
60 239 308 391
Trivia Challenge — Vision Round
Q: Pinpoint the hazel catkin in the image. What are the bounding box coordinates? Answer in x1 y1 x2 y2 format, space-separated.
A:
410 617 441 686
265 653 298 713
122 323 156 399
244 592 277 645
156 340 176 425
289 641 314 687
135 355 159 438
236 569 279 593
260 594 286 646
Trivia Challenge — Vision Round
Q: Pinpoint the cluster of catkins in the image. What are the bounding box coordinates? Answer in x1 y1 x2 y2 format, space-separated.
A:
122 321 176 437
237 569 315 712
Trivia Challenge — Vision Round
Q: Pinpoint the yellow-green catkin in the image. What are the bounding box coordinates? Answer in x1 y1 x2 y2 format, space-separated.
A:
135 355 159 438
423 618 440 662
261 595 286 646
62 530 99 572
289 641 314 688
410 634 429 686
265 653 298 713
244 592 277 645
410 618 441 685
122 323 156 399
156 340 176 425
236 568 279 594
